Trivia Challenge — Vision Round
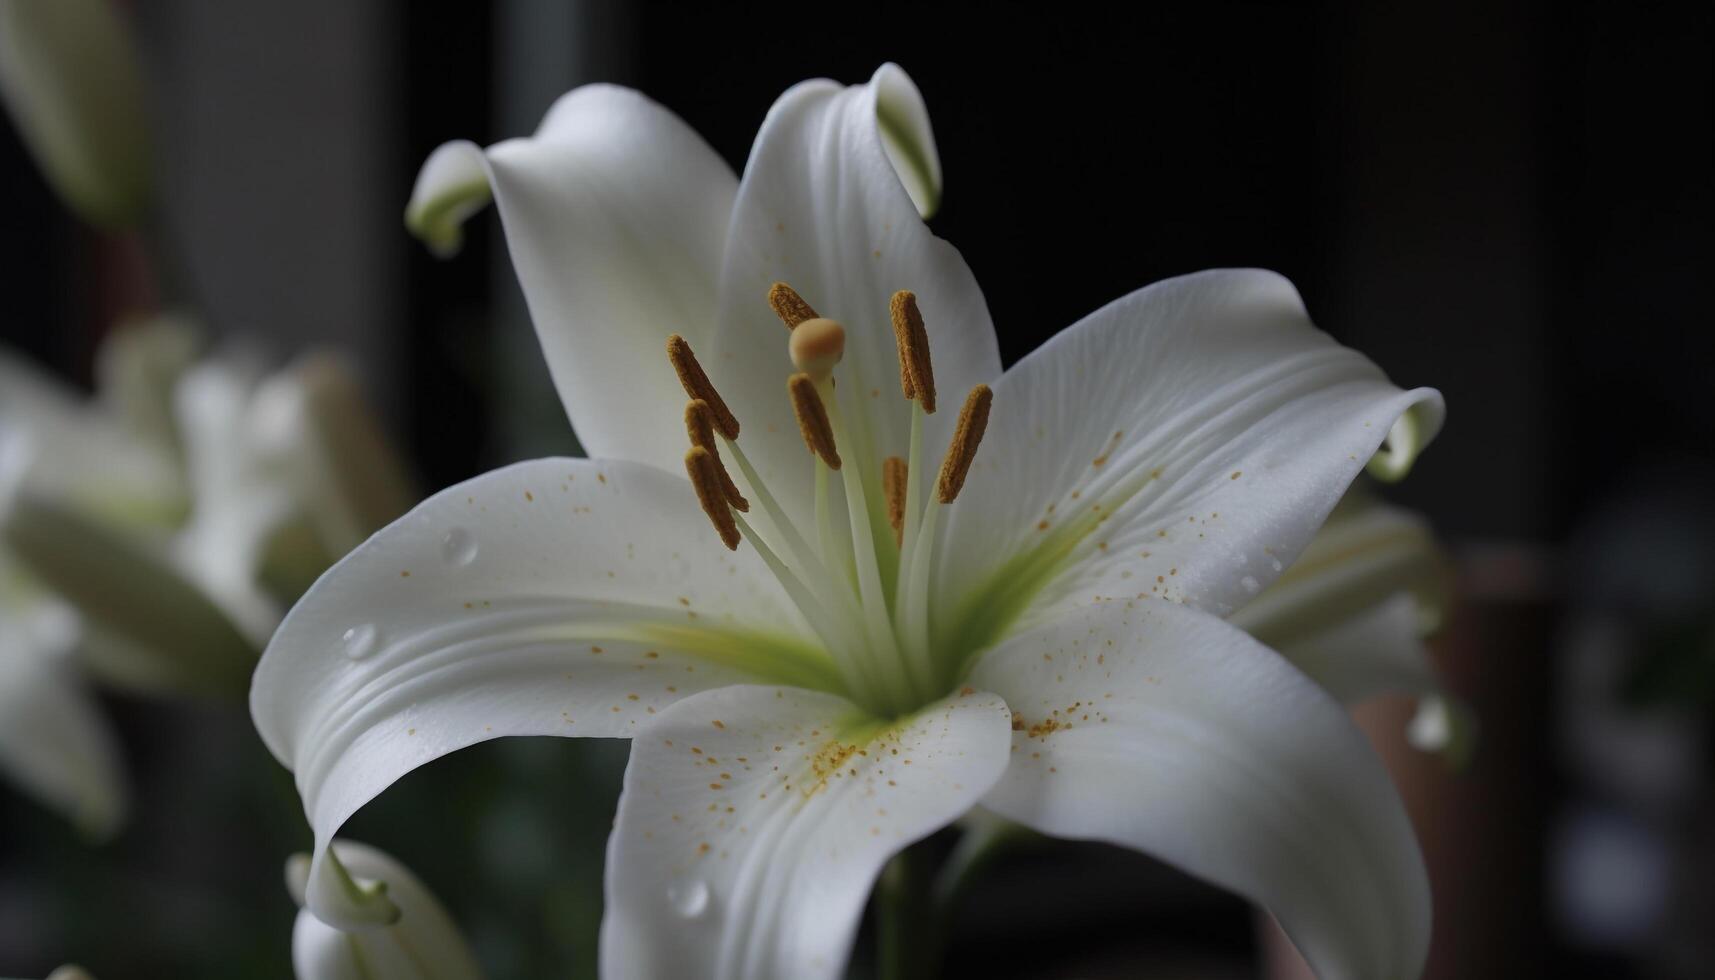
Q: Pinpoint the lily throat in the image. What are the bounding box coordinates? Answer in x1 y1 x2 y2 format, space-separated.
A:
665 284 999 718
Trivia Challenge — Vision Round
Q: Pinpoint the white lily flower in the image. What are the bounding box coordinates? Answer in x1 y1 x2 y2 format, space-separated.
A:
0 551 124 837
0 0 152 228
285 840 483 980
259 65 1444 979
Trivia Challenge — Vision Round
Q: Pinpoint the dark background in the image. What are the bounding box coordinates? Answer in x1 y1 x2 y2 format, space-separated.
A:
2 1 1711 977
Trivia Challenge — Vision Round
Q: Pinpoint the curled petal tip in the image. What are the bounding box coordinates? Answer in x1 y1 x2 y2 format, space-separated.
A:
405 141 493 258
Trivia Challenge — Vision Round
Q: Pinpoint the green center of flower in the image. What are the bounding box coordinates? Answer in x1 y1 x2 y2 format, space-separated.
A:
664 285 995 717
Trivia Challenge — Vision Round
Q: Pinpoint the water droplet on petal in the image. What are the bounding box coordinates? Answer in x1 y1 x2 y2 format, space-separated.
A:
1239 575 1260 595
341 624 380 660
441 527 477 566
667 878 710 919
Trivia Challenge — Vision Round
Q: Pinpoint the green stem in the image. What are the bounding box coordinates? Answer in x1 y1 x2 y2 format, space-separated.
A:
876 842 937 980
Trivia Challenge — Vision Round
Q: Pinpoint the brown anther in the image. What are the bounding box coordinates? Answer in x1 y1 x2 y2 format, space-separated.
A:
666 334 738 439
936 384 992 503
787 373 841 470
889 290 936 413
685 447 741 550
684 400 749 512
883 456 907 545
768 282 819 329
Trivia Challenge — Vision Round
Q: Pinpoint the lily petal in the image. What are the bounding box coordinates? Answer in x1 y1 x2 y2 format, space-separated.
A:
251 458 822 928
969 598 1429 980
1231 489 1448 705
709 64 997 524
0 583 125 838
288 840 484 980
0 347 186 527
1266 593 1439 705
404 141 492 259
1 430 256 698
938 269 1443 659
172 360 292 644
602 684 1012 980
1230 488 1446 655
412 86 738 471
95 312 202 460
249 352 417 562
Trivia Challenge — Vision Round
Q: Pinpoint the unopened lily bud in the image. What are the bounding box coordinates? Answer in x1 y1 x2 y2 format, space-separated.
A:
0 0 153 227
787 317 845 380
287 840 484 980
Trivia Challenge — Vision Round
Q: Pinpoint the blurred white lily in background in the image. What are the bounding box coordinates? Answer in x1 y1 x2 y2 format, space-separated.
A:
0 317 413 830
285 840 483 980
261 65 1447 980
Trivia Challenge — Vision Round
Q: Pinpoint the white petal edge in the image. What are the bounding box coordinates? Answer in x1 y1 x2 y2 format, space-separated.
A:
404 141 492 258
601 684 1012 980
708 64 998 529
289 840 484 980
936 269 1444 656
970 598 1430 980
251 458 819 927
413 85 738 473
872 64 943 219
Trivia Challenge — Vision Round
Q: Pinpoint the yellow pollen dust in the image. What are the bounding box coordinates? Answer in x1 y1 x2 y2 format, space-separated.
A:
883 456 907 545
685 447 741 550
788 317 846 380
767 281 819 329
666 334 738 439
937 384 992 503
889 290 937 413
683 400 748 511
787 374 841 470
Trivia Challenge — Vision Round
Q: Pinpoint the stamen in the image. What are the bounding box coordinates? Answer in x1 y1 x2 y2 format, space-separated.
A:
666 334 739 439
685 447 742 550
883 456 907 545
768 281 819 329
788 318 846 381
684 400 749 511
889 290 937 413
936 384 992 503
787 373 841 470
